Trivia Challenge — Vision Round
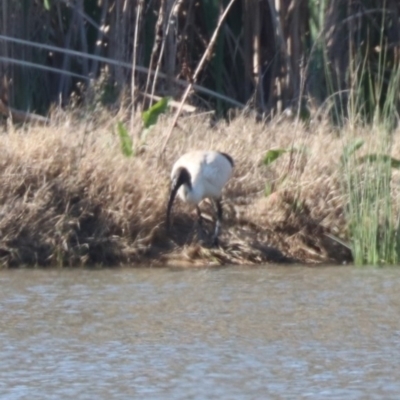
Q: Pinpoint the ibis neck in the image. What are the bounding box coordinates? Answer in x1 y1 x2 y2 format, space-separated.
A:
166 167 193 230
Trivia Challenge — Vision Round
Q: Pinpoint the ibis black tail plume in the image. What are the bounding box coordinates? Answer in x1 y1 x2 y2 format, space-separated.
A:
219 152 234 167
166 167 191 231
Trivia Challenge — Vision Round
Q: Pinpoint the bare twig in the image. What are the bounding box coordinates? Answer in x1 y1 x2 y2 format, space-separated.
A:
0 56 88 80
159 0 237 158
131 0 144 137
1 0 7 56
143 0 165 105
78 0 89 77
58 6 78 97
165 0 182 92
0 35 245 108
90 0 109 76
140 91 196 113
150 0 184 104
266 0 295 112
0 99 50 124
59 0 109 38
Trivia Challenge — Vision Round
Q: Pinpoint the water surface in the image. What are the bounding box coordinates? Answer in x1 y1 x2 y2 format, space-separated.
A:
1 266 400 399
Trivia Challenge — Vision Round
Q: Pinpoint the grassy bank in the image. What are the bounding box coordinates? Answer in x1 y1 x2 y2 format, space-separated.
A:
2 109 400 268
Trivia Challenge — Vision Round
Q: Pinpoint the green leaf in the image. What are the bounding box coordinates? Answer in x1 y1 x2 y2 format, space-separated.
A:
142 97 170 129
264 182 273 197
43 0 50 10
357 154 400 169
340 138 364 165
117 121 133 157
140 127 150 144
263 149 287 166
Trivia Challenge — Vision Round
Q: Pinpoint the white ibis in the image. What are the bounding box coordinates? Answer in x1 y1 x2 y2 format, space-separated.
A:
166 150 234 246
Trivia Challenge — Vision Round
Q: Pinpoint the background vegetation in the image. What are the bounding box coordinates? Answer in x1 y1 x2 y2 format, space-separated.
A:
0 0 399 120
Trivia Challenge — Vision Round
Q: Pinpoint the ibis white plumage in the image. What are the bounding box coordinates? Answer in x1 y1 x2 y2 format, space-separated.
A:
166 150 234 246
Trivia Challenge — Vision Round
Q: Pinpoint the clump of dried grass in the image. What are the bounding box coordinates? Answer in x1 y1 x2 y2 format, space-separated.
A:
0 110 362 267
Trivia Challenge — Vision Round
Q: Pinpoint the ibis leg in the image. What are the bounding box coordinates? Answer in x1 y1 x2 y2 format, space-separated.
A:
212 199 223 246
196 205 207 242
196 206 203 226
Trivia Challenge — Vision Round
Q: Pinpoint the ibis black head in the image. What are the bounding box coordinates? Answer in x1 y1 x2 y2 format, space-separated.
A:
166 167 191 231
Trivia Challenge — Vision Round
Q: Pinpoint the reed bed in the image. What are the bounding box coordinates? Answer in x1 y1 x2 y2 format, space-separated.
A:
1 0 399 121
0 108 367 267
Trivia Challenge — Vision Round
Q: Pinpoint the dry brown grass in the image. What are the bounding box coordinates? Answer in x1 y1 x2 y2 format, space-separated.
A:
3 108 391 268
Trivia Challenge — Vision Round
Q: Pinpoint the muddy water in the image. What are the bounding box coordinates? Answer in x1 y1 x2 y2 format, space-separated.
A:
1 266 400 399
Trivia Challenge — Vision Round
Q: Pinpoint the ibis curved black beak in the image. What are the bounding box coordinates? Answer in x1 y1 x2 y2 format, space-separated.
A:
166 178 181 231
166 167 191 231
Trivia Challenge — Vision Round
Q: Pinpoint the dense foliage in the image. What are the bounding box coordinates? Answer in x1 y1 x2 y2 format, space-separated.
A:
0 0 399 119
